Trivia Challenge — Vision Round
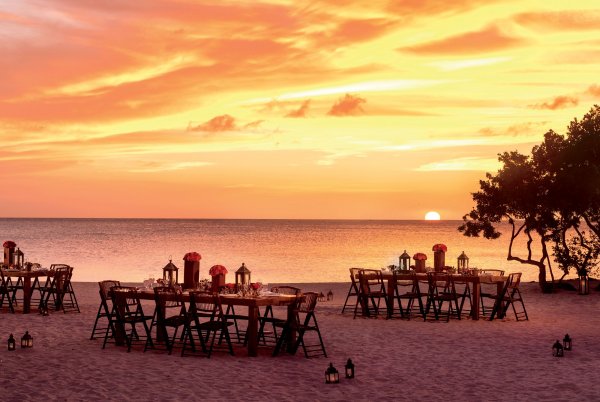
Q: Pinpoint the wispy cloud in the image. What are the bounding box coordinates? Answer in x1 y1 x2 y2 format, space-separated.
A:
529 96 579 110
285 100 311 118
429 56 511 71
415 157 501 172
129 161 213 173
187 115 264 132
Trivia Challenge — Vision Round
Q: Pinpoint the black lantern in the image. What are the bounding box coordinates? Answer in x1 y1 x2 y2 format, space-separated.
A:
14 248 24 268
235 263 251 289
318 292 325 301
327 290 333 301
578 273 589 295
8 334 16 351
399 250 411 271
21 331 32 348
325 363 340 384
345 358 355 379
563 334 572 351
457 251 469 273
162 258 179 286
552 340 564 357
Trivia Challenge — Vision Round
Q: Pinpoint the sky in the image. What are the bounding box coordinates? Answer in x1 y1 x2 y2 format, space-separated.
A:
1 0 599 220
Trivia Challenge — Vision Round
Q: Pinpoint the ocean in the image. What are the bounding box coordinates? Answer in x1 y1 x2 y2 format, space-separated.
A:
0 218 545 284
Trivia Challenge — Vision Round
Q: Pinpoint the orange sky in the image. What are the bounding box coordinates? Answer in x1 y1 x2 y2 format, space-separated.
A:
1 0 599 219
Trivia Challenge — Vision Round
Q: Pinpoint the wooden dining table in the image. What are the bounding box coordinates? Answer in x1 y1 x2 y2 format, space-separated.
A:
1 269 51 314
135 290 300 356
381 272 507 320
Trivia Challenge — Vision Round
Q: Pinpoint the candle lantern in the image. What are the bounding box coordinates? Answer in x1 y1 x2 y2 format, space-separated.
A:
457 251 469 273
235 263 251 290
21 331 33 348
318 292 325 301
578 273 589 295
8 334 16 351
14 248 24 268
399 250 411 271
182 252 201 290
327 290 333 301
325 363 340 384
162 258 179 286
552 340 564 357
345 358 355 379
563 334 572 351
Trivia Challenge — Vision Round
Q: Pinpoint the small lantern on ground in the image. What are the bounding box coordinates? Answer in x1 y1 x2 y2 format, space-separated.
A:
578 272 589 295
457 251 469 273
399 250 411 271
345 358 355 379
563 334 572 351
8 334 16 351
318 292 325 301
325 363 340 384
21 331 32 348
327 290 333 301
235 263 251 290
162 258 179 286
552 340 564 357
14 248 24 268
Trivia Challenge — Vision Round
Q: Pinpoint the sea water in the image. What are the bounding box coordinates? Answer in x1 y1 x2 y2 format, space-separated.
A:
0 218 545 283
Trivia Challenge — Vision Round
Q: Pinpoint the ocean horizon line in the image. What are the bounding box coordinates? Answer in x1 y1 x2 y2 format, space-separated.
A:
0 216 464 222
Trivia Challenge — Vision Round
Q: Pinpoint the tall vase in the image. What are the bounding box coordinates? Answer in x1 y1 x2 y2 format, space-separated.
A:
434 251 445 272
211 274 226 293
183 260 200 290
3 246 15 267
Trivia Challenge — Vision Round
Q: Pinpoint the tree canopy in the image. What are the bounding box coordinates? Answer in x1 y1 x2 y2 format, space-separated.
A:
459 105 600 291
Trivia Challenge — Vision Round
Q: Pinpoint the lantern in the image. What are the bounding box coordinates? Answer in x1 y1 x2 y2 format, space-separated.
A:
578 273 589 295
325 363 340 384
398 250 411 271
552 340 564 357
235 263 251 289
162 258 179 286
345 358 355 379
318 292 325 301
563 334 572 351
14 248 24 268
457 251 469 273
327 290 333 301
21 331 32 348
8 334 16 351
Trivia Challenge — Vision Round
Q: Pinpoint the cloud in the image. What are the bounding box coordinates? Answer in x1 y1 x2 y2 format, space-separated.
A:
529 96 579 110
285 100 311 118
400 25 524 55
415 157 501 172
327 94 366 116
187 115 264 133
514 11 600 31
478 121 548 137
129 161 213 173
586 84 600 97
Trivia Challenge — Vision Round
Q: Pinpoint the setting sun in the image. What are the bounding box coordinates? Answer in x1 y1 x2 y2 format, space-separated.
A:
425 211 441 221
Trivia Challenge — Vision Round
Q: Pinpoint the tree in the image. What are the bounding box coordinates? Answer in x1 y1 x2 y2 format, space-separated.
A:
459 105 600 292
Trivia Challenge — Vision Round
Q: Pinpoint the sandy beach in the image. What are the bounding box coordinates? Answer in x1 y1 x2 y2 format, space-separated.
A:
1 280 599 401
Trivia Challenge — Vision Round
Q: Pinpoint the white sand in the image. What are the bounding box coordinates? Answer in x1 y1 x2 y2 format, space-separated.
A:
1 281 599 401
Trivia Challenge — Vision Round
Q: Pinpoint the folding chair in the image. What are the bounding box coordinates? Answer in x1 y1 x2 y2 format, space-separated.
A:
341 268 361 314
90 280 121 340
257 285 301 346
389 271 425 320
424 272 462 321
181 291 234 358
489 273 528 321
353 269 388 319
39 267 70 313
145 286 187 354
104 286 154 352
0 270 15 313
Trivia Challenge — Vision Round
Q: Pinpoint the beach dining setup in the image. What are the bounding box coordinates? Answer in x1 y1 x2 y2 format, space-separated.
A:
91 252 327 359
342 244 528 322
0 240 80 315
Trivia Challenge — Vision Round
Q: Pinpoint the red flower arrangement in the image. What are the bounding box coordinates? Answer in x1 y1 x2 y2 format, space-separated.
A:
183 252 202 262
3 240 16 248
250 282 262 290
432 244 447 253
413 252 427 260
225 283 236 289
209 264 228 276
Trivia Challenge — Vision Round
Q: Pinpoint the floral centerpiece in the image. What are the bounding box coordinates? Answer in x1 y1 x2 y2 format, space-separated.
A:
209 264 228 292
432 244 447 271
183 252 202 262
3 240 16 248
413 252 427 273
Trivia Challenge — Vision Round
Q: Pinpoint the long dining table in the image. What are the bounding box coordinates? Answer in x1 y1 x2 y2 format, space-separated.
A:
380 272 507 320
135 290 300 356
1 268 51 314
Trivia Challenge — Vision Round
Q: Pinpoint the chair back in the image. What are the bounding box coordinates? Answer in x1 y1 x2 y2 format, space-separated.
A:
110 286 141 319
427 272 452 295
271 285 301 295
349 268 362 285
506 272 522 290
358 269 384 294
480 269 505 276
154 286 184 320
188 291 221 322
298 292 318 314
99 280 120 302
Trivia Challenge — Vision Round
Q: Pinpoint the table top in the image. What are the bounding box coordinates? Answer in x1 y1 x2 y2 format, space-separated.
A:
1 268 51 278
379 271 506 283
134 289 299 306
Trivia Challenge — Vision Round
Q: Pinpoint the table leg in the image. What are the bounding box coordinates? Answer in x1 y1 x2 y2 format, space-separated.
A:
23 276 32 314
496 281 506 319
386 279 395 318
285 302 297 354
471 279 480 321
247 305 259 357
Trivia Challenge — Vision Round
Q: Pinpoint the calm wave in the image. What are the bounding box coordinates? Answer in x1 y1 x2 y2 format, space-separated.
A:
0 218 541 283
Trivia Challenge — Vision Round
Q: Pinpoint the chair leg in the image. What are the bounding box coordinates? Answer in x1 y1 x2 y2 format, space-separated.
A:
90 303 104 340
